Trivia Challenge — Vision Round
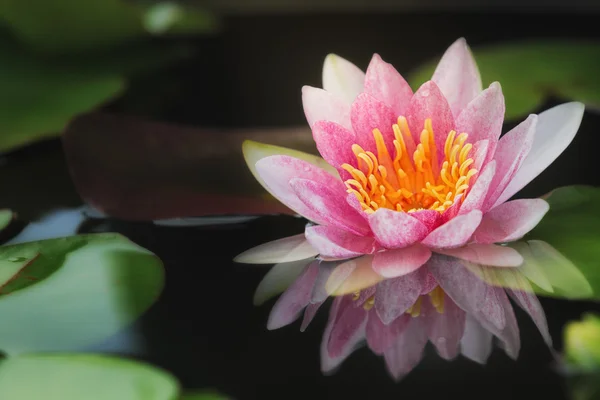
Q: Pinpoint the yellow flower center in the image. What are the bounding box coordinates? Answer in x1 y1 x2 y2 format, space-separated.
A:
342 116 478 214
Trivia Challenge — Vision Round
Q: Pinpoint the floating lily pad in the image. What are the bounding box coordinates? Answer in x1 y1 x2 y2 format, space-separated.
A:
0 233 164 355
0 353 179 400
63 112 317 219
408 40 600 120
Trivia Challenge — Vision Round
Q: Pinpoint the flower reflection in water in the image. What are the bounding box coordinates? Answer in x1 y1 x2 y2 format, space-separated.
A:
253 241 590 380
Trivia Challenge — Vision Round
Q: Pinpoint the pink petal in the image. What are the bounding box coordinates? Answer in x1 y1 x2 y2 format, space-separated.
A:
473 199 550 244
350 92 397 154
409 209 443 231
234 234 318 264
494 102 585 207
302 86 351 130
305 225 376 259
372 244 431 278
406 81 455 166
383 317 427 381
423 293 466 360
508 288 552 346
326 295 368 361
290 178 370 235
255 155 345 223
461 315 493 364
471 139 490 172
267 262 320 330
253 259 311 306
421 210 483 249
431 38 483 117
435 243 524 267
374 268 427 325
366 312 411 355
322 54 365 104
455 82 505 166
421 272 438 294
459 160 496 215
364 53 413 116
300 301 324 332
482 115 537 211
311 121 357 177
368 208 429 249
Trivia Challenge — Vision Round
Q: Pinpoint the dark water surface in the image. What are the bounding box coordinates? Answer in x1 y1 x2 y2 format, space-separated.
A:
1 11 600 400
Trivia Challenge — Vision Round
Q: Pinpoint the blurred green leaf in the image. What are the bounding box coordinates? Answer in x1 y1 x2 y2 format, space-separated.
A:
526 185 600 299
0 0 216 53
564 313 600 373
0 36 124 152
180 391 230 400
408 40 600 120
0 353 179 400
0 233 164 355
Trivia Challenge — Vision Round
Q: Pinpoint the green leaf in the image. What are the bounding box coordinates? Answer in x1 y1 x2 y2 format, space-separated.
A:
0 36 124 152
0 353 179 400
0 0 216 54
0 233 164 355
526 185 600 299
408 40 600 120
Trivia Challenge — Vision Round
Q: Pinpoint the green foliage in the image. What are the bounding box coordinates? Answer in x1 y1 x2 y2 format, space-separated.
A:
0 233 164 355
408 40 600 120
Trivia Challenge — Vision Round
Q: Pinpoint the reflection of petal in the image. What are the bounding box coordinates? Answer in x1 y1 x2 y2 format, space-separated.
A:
383 316 427 381
375 268 426 325
508 289 552 346
267 262 320 330
366 312 411 355
321 296 367 373
253 259 309 306
234 234 318 264
461 315 493 364
301 301 325 332
423 293 466 360
325 255 384 296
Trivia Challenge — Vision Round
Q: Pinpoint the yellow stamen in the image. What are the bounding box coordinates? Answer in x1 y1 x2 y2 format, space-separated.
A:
428 286 445 314
363 296 375 311
344 117 478 214
405 297 423 317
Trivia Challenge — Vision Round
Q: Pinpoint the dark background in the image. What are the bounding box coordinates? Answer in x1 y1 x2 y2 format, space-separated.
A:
3 10 600 400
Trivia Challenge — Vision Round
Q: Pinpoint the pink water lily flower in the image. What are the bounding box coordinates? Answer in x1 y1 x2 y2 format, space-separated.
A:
236 38 584 278
266 253 551 380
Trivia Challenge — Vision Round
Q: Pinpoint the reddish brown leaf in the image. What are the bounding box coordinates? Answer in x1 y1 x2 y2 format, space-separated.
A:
62 112 317 220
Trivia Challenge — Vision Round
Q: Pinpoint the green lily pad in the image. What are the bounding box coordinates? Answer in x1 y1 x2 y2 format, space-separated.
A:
408 40 600 120
525 185 600 299
0 0 216 54
0 353 179 400
0 233 164 355
0 35 124 153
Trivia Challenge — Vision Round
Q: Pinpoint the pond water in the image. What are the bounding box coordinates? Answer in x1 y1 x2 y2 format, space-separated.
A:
1 11 600 400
